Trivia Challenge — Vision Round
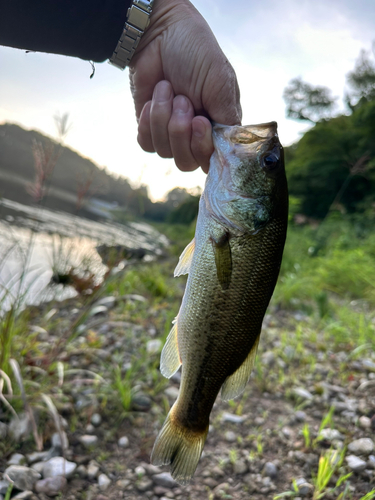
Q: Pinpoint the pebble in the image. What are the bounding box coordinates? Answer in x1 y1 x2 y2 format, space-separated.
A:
0 481 10 495
94 296 116 309
164 386 180 399
26 451 49 465
348 438 374 455
87 461 100 480
118 436 130 448
146 339 162 354
51 431 69 450
263 462 278 479
116 479 131 488
368 455 375 469
152 473 178 488
261 351 275 365
91 413 102 426
35 476 67 496
294 411 307 422
346 455 367 472
77 465 87 478
43 457 77 478
294 478 313 497
137 478 153 492
5 465 41 491
318 428 344 441
12 492 33 500
225 430 237 442
221 412 247 424
233 459 248 474
31 461 46 474
359 416 371 429
7 453 26 466
0 422 8 439
79 434 98 447
292 387 313 400
132 394 151 411
98 474 111 491
86 423 95 433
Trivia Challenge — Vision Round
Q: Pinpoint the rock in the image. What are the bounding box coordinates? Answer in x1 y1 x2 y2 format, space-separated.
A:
146 339 162 354
91 413 102 426
7 453 26 466
346 455 367 472
132 394 151 411
136 478 153 492
26 451 49 465
152 472 178 488
98 474 111 491
0 480 11 495
43 457 77 478
88 305 108 317
282 427 293 439
367 455 375 469
77 465 87 478
263 462 278 479
79 434 98 447
12 492 33 500
116 479 131 488
85 424 95 434
319 428 344 441
51 431 69 451
0 422 7 439
134 466 146 476
87 461 100 480
221 412 247 424
233 459 247 474
118 436 130 448
35 476 67 496
294 478 313 497
5 466 41 491
294 411 307 422
30 462 46 474
164 386 180 399
292 388 313 400
94 296 117 309
8 413 32 442
261 351 275 366
359 416 371 429
225 430 237 442
348 438 374 455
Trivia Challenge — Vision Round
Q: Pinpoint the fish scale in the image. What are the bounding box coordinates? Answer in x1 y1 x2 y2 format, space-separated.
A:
151 121 288 484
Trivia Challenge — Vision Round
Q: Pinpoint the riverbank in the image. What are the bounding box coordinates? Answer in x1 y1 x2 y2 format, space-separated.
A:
0 237 375 499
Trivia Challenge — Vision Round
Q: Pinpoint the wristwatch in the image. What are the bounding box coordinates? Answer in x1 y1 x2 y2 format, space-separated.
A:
109 0 154 70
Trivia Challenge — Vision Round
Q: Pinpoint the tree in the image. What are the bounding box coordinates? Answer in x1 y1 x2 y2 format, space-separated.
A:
283 77 337 123
346 44 375 108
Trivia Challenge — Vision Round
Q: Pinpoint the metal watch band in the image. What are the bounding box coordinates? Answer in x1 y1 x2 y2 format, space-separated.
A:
109 0 154 70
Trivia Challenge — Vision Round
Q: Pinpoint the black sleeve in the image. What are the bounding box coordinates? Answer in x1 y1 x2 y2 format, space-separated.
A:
0 1 132 62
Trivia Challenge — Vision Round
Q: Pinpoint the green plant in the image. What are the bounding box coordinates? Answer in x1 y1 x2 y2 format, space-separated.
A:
302 423 311 449
312 448 351 499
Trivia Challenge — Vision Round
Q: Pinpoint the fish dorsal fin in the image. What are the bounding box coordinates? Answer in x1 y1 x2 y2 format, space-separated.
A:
221 335 260 401
174 238 195 277
212 232 232 290
160 318 181 379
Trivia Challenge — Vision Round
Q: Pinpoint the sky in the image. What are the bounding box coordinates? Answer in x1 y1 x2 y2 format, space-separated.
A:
0 0 374 201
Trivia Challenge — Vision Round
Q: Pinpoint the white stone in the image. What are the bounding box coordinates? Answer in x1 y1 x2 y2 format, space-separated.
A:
51 431 69 450
346 455 367 472
87 461 100 480
359 416 371 429
118 436 129 448
164 386 179 399
4 466 40 491
98 473 111 491
43 457 77 478
348 438 374 455
7 453 26 466
319 428 344 441
146 339 162 354
292 387 313 400
79 434 98 447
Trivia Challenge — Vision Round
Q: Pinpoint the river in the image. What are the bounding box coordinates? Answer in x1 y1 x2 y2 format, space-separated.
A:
0 198 168 311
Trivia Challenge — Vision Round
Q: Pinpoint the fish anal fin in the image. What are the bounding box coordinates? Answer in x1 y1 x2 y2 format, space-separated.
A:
174 238 195 277
221 335 260 401
212 232 232 290
151 404 209 485
160 319 181 379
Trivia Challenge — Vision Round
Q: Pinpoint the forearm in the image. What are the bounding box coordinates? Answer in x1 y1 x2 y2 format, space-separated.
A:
0 0 131 62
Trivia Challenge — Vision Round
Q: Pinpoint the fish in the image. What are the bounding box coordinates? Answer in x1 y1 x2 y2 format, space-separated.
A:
151 121 288 485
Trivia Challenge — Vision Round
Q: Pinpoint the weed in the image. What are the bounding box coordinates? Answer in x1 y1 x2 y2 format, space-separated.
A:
312 448 351 499
302 423 311 449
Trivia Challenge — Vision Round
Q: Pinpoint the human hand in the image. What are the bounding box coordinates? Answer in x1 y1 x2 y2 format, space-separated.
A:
129 0 242 173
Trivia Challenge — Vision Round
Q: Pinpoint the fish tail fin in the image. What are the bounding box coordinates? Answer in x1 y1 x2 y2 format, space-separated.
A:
151 405 208 485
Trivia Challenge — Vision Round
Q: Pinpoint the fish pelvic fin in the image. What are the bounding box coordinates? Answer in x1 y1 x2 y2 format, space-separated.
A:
174 238 195 277
151 405 208 485
221 335 260 401
160 318 181 379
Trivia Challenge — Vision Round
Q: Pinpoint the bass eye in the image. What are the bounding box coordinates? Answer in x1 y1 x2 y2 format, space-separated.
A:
262 153 279 170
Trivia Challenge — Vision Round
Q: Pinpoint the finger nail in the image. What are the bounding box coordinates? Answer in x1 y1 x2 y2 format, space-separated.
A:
193 120 205 138
174 96 189 113
154 82 172 102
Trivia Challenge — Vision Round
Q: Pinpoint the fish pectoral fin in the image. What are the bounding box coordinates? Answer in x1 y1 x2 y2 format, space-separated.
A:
151 403 209 485
221 335 260 401
174 238 196 277
212 232 232 290
160 318 182 378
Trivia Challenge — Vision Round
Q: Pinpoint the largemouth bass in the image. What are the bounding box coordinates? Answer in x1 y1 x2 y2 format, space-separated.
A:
151 122 288 484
